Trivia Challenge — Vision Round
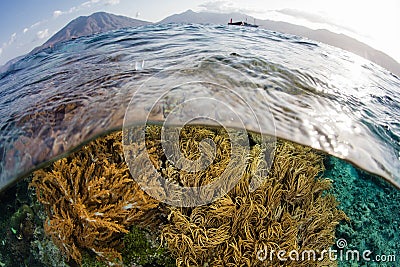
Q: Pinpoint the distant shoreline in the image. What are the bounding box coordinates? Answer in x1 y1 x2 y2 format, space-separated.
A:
1 11 399 77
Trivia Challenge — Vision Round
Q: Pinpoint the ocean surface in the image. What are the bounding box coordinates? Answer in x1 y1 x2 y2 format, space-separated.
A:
0 23 400 267
0 23 399 190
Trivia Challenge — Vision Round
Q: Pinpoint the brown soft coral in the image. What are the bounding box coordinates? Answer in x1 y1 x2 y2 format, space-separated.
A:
161 139 348 267
30 125 347 267
30 131 159 265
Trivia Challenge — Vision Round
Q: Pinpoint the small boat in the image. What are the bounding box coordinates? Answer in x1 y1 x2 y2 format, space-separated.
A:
228 18 258 28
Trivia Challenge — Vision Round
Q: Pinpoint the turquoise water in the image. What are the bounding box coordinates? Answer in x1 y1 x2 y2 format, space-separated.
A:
0 23 399 266
325 156 399 266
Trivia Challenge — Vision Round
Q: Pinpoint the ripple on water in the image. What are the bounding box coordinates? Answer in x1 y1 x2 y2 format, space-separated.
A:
0 23 399 190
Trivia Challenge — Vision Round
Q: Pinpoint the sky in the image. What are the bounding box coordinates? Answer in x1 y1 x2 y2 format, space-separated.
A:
0 0 399 65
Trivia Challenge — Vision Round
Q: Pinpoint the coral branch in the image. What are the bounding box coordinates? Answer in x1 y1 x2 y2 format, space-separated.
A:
30 131 159 265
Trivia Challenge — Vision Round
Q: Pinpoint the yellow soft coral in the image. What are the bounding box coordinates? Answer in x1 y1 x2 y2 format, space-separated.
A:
31 126 347 267
161 137 348 267
30 131 159 265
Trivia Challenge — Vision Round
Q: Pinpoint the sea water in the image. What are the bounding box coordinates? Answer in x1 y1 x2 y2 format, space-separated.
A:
0 23 399 266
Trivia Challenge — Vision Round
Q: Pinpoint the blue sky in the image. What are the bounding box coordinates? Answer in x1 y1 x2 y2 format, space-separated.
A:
0 0 399 65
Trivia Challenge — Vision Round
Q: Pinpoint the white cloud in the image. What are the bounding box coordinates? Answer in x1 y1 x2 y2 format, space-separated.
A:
55 0 110 18
23 28 28 34
276 9 357 34
199 0 265 14
36 29 49 39
199 0 232 12
0 33 18 60
105 0 120 6
81 1 92 7
8 33 17 45
80 0 101 8
53 10 63 18
68 6 78 13
30 21 41 29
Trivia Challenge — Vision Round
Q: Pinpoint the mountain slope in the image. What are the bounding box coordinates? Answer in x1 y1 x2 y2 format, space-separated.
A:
160 10 400 76
31 12 151 53
256 21 400 76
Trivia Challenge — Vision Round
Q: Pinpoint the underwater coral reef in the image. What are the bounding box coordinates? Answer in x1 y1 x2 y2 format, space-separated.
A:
31 132 160 265
29 125 347 266
161 140 348 267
